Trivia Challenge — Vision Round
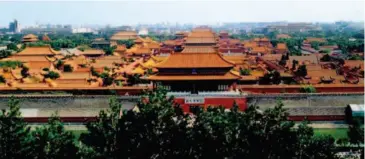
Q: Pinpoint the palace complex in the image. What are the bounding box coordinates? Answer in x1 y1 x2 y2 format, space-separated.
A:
0 28 364 111
1 29 364 92
0 27 364 121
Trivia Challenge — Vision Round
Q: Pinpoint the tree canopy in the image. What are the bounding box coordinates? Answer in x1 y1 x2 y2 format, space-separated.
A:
43 71 60 80
116 40 134 49
0 89 344 159
0 61 23 69
239 68 251 76
296 64 308 77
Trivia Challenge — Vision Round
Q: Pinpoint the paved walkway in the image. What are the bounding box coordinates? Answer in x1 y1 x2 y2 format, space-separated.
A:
29 122 349 131
30 124 87 131
307 123 348 128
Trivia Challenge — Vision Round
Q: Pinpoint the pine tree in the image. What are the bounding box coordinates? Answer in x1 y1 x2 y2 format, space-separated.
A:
79 97 122 158
79 89 338 159
0 98 32 159
31 114 79 159
347 118 364 147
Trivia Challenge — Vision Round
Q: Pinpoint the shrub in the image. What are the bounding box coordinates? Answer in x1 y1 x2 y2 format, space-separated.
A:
104 67 110 72
279 59 287 66
296 65 307 77
0 50 12 59
90 67 100 77
117 40 134 48
319 49 331 54
21 66 29 78
55 60 64 69
78 48 85 52
100 72 114 86
239 68 251 76
103 46 116 56
320 54 331 62
299 85 316 93
63 64 73 72
0 75 6 83
0 61 23 69
146 68 153 75
6 43 18 51
310 41 320 50
44 71 60 80
348 54 364 61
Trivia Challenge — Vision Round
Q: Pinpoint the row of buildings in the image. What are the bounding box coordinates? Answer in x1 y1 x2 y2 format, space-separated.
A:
0 27 363 115
1 27 363 93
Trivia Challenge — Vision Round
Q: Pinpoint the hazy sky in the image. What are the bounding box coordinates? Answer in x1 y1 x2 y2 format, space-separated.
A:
0 0 364 27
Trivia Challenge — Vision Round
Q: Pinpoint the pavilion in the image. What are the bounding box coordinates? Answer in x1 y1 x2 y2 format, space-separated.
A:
147 53 240 93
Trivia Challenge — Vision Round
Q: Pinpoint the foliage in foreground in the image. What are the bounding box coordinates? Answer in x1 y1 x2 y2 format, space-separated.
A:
79 88 338 159
0 99 78 159
300 85 317 93
0 88 355 159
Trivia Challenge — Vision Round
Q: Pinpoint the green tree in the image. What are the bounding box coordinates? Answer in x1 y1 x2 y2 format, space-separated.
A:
99 72 115 86
320 54 332 62
336 138 349 147
260 70 281 84
55 60 64 69
299 85 317 93
291 60 299 70
347 118 364 147
279 54 289 66
90 67 100 77
296 64 308 77
281 38 302 55
79 97 122 158
63 64 73 72
146 68 153 75
21 66 29 78
348 54 364 61
116 40 134 48
310 41 320 50
0 61 23 69
80 89 190 158
0 75 5 83
0 50 12 59
0 98 32 158
268 31 279 40
44 71 60 80
103 46 116 56
239 68 251 76
127 74 141 85
6 43 18 51
78 88 338 159
319 49 331 54
26 42 48 47
31 114 79 158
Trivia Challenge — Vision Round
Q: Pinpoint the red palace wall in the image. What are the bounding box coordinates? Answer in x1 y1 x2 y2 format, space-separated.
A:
288 115 345 121
174 97 247 112
21 95 348 123
23 115 345 123
239 85 364 93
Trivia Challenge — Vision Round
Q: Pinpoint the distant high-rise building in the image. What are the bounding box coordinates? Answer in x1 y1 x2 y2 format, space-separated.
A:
9 19 19 33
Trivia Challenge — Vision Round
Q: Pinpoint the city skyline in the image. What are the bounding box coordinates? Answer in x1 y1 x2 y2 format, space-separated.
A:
0 1 364 27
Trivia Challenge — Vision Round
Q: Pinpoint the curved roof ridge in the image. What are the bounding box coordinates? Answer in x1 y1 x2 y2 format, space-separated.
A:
216 53 236 65
16 45 60 56
228 70 242 79
154 52 234 68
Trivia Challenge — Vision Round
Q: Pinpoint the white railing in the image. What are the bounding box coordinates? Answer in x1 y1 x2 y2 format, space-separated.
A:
166 91 247 97
166 91 191 96
198 91 241 96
